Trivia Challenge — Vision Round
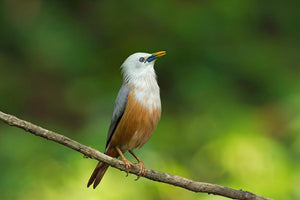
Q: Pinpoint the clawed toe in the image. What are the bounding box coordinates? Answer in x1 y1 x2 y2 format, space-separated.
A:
135 161 146 181
123 160 134 176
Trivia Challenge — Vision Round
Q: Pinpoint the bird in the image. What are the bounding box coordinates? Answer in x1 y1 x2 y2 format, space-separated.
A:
87 51 166 189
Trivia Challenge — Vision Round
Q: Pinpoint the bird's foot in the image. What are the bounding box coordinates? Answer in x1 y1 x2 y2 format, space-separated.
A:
128 150 146 180
116 147 135 177
134 160 146 181
123 159 135 177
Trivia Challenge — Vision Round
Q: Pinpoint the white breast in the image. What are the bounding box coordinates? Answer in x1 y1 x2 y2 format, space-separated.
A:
130 75 161 111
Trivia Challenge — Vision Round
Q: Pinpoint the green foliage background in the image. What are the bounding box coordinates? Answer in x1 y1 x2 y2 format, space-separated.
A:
0 1 299 199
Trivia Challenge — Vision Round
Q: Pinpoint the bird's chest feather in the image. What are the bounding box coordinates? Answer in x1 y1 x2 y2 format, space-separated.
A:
110 88 161 151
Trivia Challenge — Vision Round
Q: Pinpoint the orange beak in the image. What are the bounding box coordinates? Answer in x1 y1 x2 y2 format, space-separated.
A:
152 51 166 58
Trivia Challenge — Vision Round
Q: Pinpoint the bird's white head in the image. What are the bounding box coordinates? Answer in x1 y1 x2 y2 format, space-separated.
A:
121 51 166 83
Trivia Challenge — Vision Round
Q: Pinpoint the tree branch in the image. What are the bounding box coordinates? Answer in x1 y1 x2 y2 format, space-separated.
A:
0 110 272 200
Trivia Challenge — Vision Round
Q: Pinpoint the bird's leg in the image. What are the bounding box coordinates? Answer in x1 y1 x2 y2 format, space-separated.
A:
116 147 134 176
129 150 146 180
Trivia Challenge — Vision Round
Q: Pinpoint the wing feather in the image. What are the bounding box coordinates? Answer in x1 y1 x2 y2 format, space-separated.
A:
105 84 130 153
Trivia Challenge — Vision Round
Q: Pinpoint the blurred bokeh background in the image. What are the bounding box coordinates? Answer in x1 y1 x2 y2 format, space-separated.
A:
0 0 299 199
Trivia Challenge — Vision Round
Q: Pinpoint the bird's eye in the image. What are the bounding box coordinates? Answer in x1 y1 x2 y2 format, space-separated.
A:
139 57 145 63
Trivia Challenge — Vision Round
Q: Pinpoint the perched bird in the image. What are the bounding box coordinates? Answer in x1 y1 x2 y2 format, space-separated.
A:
87 51 166 189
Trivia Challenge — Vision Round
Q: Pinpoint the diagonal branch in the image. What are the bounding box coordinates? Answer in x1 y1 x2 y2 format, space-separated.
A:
0 111 272 200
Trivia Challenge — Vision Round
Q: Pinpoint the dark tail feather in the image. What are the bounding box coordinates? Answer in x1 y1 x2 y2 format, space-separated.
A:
87 162 109 189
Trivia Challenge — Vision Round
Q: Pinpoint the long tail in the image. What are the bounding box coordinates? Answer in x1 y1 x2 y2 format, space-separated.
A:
87 161 109 189
87 148 118 189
